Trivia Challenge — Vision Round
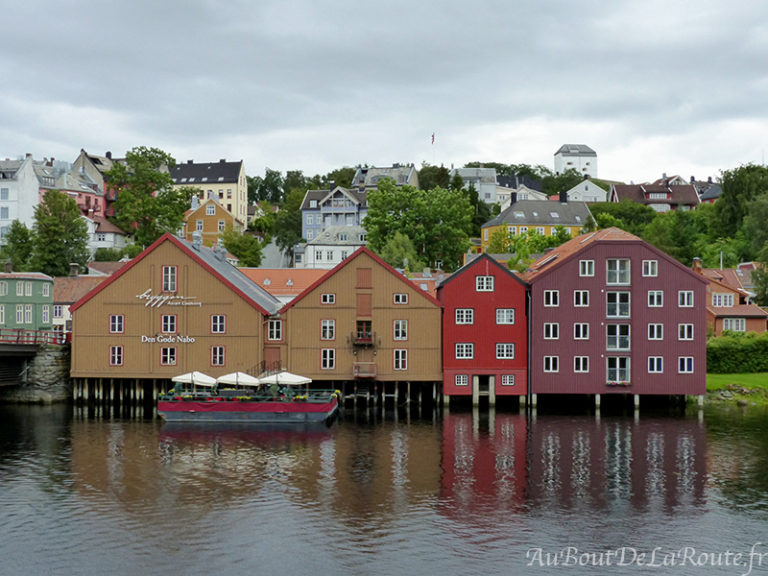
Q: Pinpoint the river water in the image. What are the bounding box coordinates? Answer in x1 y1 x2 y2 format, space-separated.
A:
1 403 767 576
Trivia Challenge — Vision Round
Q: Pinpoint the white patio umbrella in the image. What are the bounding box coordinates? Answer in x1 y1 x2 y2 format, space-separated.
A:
258 371 312 386
171 371 217 387
216 372 261 387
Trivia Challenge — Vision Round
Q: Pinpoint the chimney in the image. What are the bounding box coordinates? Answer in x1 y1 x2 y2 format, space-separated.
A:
329 181 336 191
69 263 79 277
559 190 568 203
187 160 194 164
510 192 517 205
4 261 11 273
220 159 226 163
690 175 695 183
692 257 703 275
192 231 202 250
106 151 112 159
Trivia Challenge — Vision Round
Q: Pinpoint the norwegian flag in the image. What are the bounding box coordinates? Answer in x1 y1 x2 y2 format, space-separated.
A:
431 132 435 145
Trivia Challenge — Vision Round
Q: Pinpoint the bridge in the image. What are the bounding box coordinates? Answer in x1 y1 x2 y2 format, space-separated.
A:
0 329 68 386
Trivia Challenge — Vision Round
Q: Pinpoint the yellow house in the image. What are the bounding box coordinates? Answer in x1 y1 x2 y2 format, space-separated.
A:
480 198 592 252
183 198 243 247
171 159 249 226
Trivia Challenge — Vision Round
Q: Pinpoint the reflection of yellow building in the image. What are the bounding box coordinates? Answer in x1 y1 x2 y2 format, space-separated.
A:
171 159 249 226
182 199 242 247
480 198 591 252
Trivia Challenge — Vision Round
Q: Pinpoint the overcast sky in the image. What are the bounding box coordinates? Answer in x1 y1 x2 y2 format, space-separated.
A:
3 0 767 184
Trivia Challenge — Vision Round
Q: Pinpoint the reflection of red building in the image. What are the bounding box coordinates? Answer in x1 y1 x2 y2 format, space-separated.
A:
438 254 528 403
440 411 528 517
527 417 707 511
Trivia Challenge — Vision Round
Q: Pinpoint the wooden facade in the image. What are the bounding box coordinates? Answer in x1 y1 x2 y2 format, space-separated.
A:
525 228 708 397
438 254 528 400
182 198 242 248
279 247 442 384
70 234 280 381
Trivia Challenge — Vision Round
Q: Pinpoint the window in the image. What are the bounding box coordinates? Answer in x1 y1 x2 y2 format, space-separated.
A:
321 319 335 340
268 319 282 341
607 357 630 382
678 324 694 340
544 356 559 373
206 204 216 215
507 225 517 235
393 293 408 304
321 293 335 305
678 291 694 307
0 188 7 200
162 315 177 334
24 305 31 324
394 320 408 341
642 260 658 277
42 306 50 324
648 357 663 373
110 315 124 333
536 226 545 235
496 309 515 324
211 346 225 366
501 374 516 386
16 282 23 297
607 324 630 350
341 250 348 260
476 276 494 291
315 250 322 261
648 290 663 307
110 346 123 366
24 282 32 296
455 343 474 359
356 320 372 342
53 305 63 318
574 356 589 373
574 290 589 307
218 220 225 232
648 323 663 340
723 317 746 332
543 290 559 307
317 348 334 370
161 347 177 366
16 305 23 323
455 308 474 324
162 266 177 292
0 282 6 296
544 323 559 339
455 374 469 386
712 293 734 307
0 304 4 324
574 323 589 340
678 357 694 373
96 233 106 242
606 292 630 317
196 220 203 231
496 343 515 359
394 349 407 370
606 259 630 285
42 284 49 297
211 315 226 333
579 260 595 277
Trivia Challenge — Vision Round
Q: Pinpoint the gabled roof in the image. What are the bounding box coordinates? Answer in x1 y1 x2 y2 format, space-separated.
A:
482 199 592 228
611 183 699 207
555 144 596 156
239 268 327 299
88 261 129 276
54 276 106 304
352 164 417 187
437 252 527 291
71 233 281 315
495 173 543 192
523 227 709 286
279 246 442 313
699 183 722 202
90 216 125 235
300 187 367 211
707 304 768 318
184 198 235 220
170 159 243 185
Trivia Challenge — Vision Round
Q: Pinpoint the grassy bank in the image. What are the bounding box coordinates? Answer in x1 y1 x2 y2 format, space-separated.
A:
706 373 768 406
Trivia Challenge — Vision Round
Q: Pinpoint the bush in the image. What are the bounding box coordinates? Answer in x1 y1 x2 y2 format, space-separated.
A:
707 332 768 373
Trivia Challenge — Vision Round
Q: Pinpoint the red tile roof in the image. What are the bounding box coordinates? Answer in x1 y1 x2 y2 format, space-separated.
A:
239 268 328 298
88 261 130 276
54 276 106 304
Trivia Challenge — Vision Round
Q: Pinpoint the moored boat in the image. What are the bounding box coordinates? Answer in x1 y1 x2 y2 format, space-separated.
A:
157 371 339 424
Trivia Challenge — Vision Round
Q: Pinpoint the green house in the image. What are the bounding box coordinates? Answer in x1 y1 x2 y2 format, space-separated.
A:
0 272 55 332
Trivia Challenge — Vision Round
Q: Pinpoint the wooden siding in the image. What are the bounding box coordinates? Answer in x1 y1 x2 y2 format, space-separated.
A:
529 242 707 396
71 239 265 379
281 250 442 382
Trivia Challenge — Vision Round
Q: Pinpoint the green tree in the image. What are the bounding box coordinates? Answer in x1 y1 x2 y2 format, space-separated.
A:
539 167 583 197
106 146 191 247
247 201 277 242
31 190 89 277
219 225 263 267
641 210 701 265
323 167 356 189
93 247 123 261
1 220 33 271
379 231 424 271
715 164 768 237
588 201 658 236
418 163 451 191
248 168 284 205
274 188 305 265
364 180 473 271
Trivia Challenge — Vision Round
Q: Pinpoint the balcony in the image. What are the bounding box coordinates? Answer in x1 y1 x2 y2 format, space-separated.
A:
353 362 377 379
351 331 376 347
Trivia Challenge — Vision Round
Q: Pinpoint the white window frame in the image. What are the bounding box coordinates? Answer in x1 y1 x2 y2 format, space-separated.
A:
606 258 631 285
495 308 515 324
321 319 335 340
648 356 663 373
648 323 663 340
211 315 226 333
161 314 177 334
495 343 515 359
579 260 595 277
162 266 177 293
543 323 559 340
211 346 225 366
642 260 658 277
110 346 123 366
110 314 124 334
607 357 630 383
678 356 694 374
712 293 734 307
268 319 282 341
678 290 694 307
455 374 469 386
455 343 474 359
543 290 559 307
607 324 631 351
723 317 746 332
606 292 630 318
648 290 663 307
206 204 216 216
393 293 408 304
321 348 335 370
321 293 335 305
501 374 516 386
394 349 408 371
393 320 408 341
543 356 559 373
574 323 589 340
161 347 177 366
574 356 589 373
455 308 474 325
678 323 694 341
475 275 494 292
574 290 589 307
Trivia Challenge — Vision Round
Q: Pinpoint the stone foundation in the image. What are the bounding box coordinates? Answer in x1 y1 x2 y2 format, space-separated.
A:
0 345 71 404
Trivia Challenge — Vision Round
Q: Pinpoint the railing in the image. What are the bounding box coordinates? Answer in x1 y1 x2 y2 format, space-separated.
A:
350 331 377 347
0 328 68 345
353 362 377 378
